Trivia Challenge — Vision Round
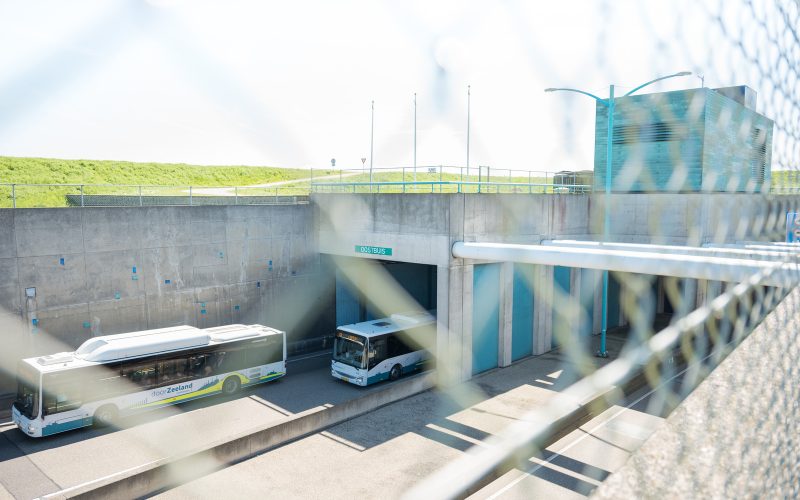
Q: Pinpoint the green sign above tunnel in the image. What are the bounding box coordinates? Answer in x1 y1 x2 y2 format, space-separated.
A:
355 245 393 256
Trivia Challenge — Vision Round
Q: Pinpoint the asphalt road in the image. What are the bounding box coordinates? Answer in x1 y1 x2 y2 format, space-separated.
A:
0 350 386 499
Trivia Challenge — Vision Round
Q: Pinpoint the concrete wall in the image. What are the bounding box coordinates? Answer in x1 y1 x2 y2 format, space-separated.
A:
312 192 795 383
0 205 334 394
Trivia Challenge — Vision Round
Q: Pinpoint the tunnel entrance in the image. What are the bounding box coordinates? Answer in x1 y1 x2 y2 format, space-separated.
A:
334 258 437 327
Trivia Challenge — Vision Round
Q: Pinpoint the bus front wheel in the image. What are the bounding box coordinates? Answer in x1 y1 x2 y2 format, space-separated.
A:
94 405 118 428
222 376 241 396
389 365 402 382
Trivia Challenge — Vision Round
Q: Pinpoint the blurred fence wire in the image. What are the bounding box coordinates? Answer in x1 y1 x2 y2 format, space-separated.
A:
401 0 800 498
1 0 799 498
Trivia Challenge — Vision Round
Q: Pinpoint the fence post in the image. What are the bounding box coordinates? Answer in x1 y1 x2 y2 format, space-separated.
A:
275 187 278 203
235 186 239 205
439 166 443 193
11 184 16 208
189 186 193 206
80 185 84 207
529 171 532 194
139 185 143 206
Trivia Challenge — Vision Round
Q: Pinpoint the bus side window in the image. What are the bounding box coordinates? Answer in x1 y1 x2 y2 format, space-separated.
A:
369 339 387 369
188 355 208 377
123 363 156 389
158 357 189 386
388 336 411 358
43 376 83 415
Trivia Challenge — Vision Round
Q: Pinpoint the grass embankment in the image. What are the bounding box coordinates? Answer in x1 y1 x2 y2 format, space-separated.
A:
0 156 331 207
768 170 800 193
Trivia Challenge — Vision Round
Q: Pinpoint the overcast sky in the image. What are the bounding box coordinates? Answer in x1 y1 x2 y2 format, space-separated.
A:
0 0 786 172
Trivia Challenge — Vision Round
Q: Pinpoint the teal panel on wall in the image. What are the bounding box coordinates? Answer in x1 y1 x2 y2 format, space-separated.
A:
607 272 621 329
472 263 500 375
512 264 535 361
552 266 571 349
579 268 596 337
335 269 360 327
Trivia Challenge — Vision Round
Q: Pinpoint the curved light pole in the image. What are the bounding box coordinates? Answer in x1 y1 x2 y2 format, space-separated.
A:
545 71 692 357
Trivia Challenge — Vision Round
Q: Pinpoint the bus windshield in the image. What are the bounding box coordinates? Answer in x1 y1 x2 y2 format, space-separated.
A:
14 362 39 419
333 331 366 369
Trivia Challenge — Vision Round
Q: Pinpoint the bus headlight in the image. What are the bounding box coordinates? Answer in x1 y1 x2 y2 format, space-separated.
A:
27 424 35 433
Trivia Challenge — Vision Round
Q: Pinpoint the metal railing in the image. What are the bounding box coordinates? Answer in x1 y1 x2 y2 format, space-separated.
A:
0 183 310 208
311 180 592 194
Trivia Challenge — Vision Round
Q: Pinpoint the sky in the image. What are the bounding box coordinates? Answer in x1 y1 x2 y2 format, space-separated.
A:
0 0 792 173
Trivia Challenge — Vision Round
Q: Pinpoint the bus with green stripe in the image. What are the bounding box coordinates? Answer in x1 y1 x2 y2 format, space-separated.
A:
11 324 286 438
331 311 435 386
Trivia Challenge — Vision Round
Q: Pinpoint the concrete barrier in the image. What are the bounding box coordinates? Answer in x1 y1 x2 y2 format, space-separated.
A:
40 372 436 500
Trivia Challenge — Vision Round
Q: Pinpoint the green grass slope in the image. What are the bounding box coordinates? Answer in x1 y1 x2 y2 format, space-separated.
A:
0 156 333 207
0 156 323 186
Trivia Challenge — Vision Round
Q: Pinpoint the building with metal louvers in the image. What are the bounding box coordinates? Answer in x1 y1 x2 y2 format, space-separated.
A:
593 85 773 192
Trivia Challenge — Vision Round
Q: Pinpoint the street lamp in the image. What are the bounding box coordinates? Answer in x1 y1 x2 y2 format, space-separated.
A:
545 71 692 358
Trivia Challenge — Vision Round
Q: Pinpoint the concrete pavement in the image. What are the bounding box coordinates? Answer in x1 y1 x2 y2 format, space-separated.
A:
157 333 635 499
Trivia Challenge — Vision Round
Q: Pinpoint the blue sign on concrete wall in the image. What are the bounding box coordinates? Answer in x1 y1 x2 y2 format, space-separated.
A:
355 245 393 256
786 213 800 242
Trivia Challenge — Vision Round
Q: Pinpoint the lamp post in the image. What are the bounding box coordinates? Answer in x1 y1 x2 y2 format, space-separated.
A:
370 100 375 192
466 85 471 177
414 92 417 184
545 71 692 358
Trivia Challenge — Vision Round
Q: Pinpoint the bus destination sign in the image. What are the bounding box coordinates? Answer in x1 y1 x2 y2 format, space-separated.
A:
355 245 393 256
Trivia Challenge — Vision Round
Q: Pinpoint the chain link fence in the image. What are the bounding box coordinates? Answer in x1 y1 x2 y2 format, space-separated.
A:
0 0 798 498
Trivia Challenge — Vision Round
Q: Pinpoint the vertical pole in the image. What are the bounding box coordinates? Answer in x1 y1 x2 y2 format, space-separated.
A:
80 185 84 207
599 85 614 358
466 85 471 174
11 184 16 208
235 186 238 205
439 165 442 193
139 185 143 206
189 186 193 206
414 92 417 184
528 171 532 194
370 100 374 193
403 167 406 193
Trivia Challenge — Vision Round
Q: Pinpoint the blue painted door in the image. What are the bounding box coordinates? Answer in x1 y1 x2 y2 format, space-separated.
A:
552 266 571 348
472 263 500 375
335 269 360 327
607 272 621 329
579 268 596 337
512 264 535 361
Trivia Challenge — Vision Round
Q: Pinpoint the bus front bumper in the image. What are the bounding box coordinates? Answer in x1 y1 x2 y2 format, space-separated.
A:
331 367 367 386
11 406 41 438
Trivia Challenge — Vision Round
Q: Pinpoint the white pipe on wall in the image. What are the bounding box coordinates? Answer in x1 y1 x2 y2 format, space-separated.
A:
542 239 800 260
452 242 800 288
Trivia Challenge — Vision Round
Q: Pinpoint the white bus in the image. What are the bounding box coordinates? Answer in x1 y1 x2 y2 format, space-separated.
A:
331 311 435 386
11 324 286 438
